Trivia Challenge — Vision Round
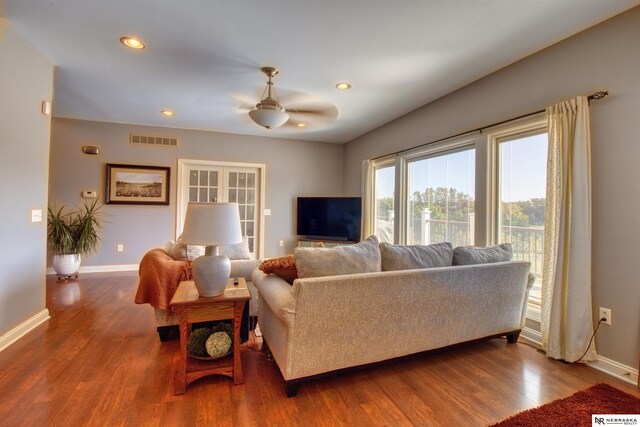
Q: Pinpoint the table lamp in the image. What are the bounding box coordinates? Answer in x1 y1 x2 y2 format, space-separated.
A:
181 202 242 297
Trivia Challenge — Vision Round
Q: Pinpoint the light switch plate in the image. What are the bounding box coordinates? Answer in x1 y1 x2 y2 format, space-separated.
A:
31 209 42 223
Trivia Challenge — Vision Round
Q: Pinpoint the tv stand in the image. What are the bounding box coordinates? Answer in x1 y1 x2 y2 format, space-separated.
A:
298 238 357 248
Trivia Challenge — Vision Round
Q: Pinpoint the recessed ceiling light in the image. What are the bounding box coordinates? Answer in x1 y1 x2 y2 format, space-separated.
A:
296 123 307 128
161 109 175 117
120 37 145 49
335 82 352 91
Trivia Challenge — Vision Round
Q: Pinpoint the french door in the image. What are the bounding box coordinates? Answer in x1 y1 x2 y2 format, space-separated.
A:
176 159 265 259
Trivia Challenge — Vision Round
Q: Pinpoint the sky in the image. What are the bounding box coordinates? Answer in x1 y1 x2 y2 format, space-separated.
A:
116 171 163 184
375 133 547 203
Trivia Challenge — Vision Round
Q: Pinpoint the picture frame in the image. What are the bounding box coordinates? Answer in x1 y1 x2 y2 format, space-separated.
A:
106 164 170 205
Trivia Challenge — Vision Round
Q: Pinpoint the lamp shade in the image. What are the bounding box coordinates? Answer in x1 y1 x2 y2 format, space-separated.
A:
249 108 289 129
181 202 242 246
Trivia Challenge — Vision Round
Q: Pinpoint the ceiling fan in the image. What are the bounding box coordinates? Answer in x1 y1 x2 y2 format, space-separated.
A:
245 66 338 130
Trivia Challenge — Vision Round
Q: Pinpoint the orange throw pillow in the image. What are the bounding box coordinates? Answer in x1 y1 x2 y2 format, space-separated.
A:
259 254 298 284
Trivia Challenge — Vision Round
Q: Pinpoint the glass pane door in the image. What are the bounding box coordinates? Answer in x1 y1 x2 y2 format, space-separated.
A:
498 132 547 303
188 168 222 203
227 168 259 254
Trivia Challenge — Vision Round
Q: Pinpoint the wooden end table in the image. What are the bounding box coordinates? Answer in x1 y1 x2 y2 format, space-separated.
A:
170 278 250 395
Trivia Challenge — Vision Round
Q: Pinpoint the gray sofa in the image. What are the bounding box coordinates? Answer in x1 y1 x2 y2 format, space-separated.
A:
252 259 533 396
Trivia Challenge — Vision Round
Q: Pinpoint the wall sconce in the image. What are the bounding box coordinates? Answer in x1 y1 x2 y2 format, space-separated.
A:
82 146 100 155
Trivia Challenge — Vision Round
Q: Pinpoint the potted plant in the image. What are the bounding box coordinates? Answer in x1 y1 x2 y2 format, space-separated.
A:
47 200 104 278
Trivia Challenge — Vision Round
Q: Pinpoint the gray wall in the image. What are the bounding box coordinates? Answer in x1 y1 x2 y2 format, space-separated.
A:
0 18 53 336
49 119 345 265
344 7 640 368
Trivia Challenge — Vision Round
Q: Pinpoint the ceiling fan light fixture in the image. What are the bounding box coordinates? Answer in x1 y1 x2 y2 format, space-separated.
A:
248 108 289 129
249 66 289 129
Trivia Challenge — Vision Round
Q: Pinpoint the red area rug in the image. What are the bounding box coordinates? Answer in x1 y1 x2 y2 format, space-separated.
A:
492 383 640 426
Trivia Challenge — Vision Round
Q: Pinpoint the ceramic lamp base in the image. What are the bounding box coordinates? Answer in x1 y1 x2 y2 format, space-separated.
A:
192 247 231 297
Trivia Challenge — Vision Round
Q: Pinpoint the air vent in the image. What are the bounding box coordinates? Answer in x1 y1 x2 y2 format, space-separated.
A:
130 133 179 147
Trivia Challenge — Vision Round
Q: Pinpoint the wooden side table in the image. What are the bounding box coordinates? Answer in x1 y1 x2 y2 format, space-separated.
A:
170 278 251 395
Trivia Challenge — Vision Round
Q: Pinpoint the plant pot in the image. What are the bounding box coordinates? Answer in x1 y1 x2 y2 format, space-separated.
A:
52 254 81 276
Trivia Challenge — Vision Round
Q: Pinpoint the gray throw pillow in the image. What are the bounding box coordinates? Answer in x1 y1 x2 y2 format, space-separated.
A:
452 243 513 265
294 235 381 278
380 242 453 271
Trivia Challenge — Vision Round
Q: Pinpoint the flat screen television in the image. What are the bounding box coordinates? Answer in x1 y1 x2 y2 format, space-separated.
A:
296 197 362 242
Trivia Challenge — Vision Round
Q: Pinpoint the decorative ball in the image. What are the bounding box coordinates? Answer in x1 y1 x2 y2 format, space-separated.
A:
210 321 233 343
187 328 211 357
205 332 232 357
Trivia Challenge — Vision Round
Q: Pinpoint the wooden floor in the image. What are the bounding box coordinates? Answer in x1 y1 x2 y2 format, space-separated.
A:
0 272 637 426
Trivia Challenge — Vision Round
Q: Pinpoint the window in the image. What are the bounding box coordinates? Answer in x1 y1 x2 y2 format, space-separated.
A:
373 163 395 244
370 134 478 246
407 148 475 246
367 118 548 323
487 115 547 317
496 132 547 307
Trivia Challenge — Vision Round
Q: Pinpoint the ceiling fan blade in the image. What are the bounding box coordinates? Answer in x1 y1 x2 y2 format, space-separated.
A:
232 93 259 112
286 104 339 123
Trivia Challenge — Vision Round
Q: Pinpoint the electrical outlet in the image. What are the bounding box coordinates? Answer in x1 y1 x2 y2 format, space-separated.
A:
599 307 612 325
279 240 284 247
117 244 124 252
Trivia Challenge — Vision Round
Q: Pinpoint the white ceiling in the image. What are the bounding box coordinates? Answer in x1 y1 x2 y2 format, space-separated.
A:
4 1 638 143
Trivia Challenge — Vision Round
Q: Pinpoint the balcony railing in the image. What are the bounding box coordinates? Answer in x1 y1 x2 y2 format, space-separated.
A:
378 214 544 279
376 213 544 308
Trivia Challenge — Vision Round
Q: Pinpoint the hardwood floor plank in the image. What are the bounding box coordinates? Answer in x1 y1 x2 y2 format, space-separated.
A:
0 271 638 426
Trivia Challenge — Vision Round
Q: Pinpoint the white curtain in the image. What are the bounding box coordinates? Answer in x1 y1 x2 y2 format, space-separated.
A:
361 159 374 239
541 96 597 362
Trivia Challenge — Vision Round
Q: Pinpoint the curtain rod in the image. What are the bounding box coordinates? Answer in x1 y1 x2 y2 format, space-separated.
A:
371 90 608 161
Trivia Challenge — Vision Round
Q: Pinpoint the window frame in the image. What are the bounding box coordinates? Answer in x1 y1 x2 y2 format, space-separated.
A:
401 137 478 246
368 116 548 323
485 113 547 321
371 155 396 244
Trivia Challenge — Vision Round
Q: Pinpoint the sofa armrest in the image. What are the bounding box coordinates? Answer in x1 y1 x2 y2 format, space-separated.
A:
231 259 261 280
252 269 296 324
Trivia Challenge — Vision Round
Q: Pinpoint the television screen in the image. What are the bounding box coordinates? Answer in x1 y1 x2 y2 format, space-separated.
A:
296 197 362 242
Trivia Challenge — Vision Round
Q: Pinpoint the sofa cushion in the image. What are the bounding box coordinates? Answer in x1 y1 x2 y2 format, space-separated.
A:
380 241 453 271
294 235 381 279
219 236 252 260
453 243 513 265
259 255 298 284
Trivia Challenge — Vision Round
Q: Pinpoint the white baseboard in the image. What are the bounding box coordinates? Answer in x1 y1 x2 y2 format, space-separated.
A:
46 264 139 275
0 309 50 352
518 326 638 386
520 326 542 349
588 355 639 386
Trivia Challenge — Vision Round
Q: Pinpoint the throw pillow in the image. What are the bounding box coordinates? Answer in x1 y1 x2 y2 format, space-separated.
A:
452 243 513 265
168 241 206 261
259 254 298 284
218 236 252 260
380 241 453 271
167 241 188 261
294 235 381 279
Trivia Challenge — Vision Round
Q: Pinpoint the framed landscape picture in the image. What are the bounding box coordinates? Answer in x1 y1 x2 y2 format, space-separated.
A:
106 164 170 205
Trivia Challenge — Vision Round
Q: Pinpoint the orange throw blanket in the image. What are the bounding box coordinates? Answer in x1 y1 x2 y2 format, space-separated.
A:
134 249 193 310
